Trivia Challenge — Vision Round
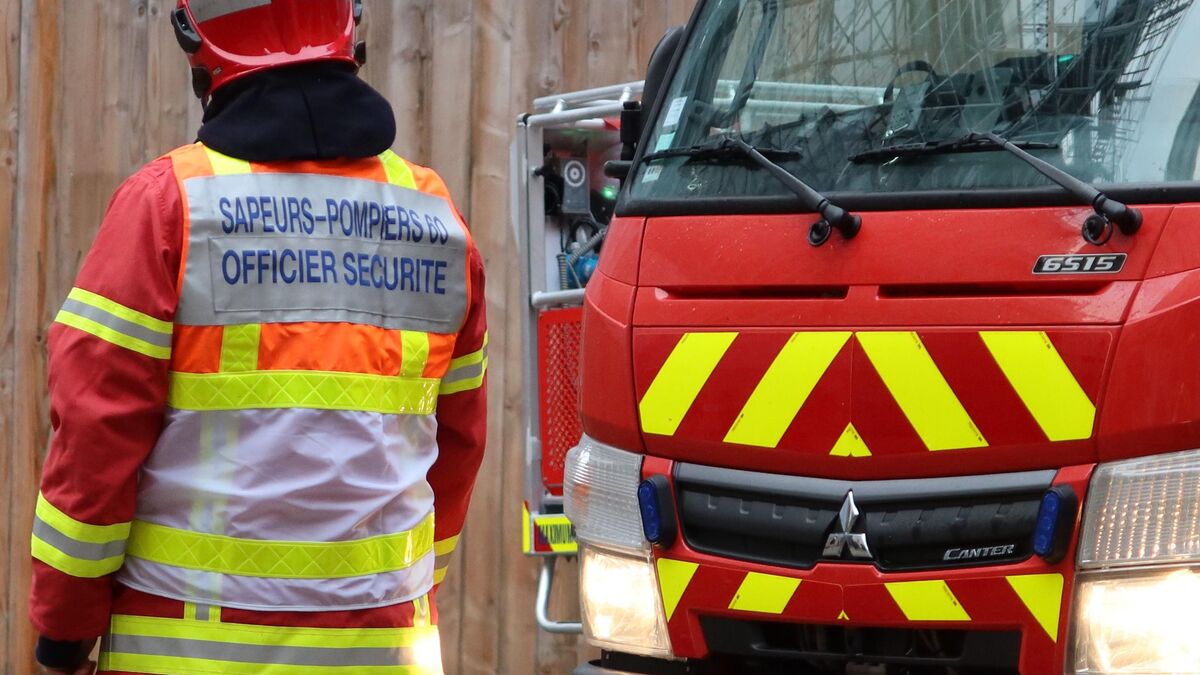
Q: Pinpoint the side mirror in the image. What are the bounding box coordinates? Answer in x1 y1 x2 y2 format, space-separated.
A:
608 26 686 182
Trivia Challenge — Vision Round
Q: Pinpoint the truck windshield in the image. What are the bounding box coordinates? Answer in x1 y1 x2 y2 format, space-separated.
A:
630 0 1200 203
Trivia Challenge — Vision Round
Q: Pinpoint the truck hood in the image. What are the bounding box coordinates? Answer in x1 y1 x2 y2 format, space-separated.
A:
629 204 1189 479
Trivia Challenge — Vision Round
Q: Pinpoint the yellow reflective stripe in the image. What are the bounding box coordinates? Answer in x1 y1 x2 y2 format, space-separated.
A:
447 333 488 371
829 422 872 457
109 613 437 648
1006 573 1064 642
640 332 737 436
101 654 434 675
534 515 578 554
521 503 532 554
980 332 1096 442
380 151 418 190
441 334 488 395
401 331 431 379
220 324 261 373
68 288 172 335
724 332 850 448
55 310 171 359
885 580 971 622
204 147 252 176
30 536 124 578
36 493 130 544
183 603 197 621
434 535 460 557
208 606 222 623
125 513 435 579
656 559 699 621
168 370 439 415
728 572 800 615
433 567 448 585
858 332 986 451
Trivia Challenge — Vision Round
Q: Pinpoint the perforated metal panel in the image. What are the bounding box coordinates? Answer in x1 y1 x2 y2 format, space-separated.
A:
537 307 584 496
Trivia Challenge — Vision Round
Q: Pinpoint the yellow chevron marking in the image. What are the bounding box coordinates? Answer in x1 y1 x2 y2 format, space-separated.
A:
830 422 872 457
521 503 531 554
657 559 699 621
1006 573 1064 642
980 332 1096 442
728 572 801 615
724 332 850 448
837 610 850 621
858 332 986 452
885 580 971 622
535 516 577 554
640 333 738 436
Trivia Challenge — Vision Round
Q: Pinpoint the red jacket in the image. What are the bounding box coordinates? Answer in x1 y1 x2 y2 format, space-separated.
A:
30 151 488 641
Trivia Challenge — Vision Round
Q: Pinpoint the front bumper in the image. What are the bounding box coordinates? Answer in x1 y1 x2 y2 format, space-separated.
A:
640 456 1093 673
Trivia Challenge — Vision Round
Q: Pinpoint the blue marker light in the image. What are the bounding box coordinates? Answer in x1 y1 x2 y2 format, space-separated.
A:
1032 485 1076 563
638 480 663 543
1033 490 1061 558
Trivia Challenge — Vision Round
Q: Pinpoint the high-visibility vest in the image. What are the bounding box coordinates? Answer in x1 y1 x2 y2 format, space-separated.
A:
112 143 477 611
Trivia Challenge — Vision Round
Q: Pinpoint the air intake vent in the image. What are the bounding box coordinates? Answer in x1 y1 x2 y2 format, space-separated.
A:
675 463 1054 572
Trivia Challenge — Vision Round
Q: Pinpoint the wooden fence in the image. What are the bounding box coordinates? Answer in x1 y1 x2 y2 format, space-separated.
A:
0 1 696 672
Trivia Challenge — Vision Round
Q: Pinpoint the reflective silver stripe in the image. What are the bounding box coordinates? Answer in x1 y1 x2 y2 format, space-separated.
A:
441 358 485 386
193 604 210 621
59 298 173 349
178 173 470 333
107 634 418 668
433 552 453 571
188 0 271 23
32 517 127 561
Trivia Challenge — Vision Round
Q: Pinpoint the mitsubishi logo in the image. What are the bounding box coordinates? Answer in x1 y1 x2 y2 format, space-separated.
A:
822 491 873 560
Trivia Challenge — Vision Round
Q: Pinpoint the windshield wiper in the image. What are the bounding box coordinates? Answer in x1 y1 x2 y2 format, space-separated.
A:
642 135 861 246
849 135 1058 163
851 132 1142 244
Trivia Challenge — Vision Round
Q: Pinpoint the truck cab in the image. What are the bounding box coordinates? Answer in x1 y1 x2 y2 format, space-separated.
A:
564 0 1200 673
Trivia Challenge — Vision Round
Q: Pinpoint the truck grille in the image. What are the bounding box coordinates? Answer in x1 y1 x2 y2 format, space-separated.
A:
674 463 1055 572
701 617 1021 674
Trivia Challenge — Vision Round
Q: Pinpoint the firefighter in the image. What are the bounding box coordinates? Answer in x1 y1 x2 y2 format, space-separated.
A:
30 1 487 673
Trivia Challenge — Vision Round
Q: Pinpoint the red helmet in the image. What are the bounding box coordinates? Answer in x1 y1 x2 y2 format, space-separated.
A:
172 0 365 99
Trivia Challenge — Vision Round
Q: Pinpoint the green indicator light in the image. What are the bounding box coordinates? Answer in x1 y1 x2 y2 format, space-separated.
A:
1058 54 1076 63
602 185 619 200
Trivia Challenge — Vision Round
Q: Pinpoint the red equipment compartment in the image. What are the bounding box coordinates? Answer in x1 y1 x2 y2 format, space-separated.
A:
537 307 584 495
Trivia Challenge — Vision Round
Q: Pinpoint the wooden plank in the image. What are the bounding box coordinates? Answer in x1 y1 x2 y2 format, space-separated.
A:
360 0 429 164
559 0 590 90
459 3 512 673
486 3 544 671
424 0 474 201
9 0 59 671
422 3 474 673
0 0 22 670
668 0 697 25
145 0 194 155
634 0 668 78
588 0 638 86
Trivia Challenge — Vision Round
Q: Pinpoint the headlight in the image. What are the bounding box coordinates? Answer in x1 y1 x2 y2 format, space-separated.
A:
1074 568 1200 673
564 436 647 552
580 546 672 658
1072 449 1200 673
566 437 675 657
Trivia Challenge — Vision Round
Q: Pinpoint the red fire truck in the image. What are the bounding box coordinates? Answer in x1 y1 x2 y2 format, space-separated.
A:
527 0 1200 672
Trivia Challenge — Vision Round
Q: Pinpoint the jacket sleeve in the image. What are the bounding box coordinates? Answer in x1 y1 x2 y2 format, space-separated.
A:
29 158 182 641
427 245 488 587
